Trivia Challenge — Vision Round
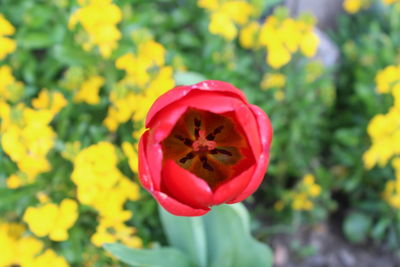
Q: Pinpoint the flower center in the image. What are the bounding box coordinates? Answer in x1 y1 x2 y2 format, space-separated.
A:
162 108 252 189
192 130 216 152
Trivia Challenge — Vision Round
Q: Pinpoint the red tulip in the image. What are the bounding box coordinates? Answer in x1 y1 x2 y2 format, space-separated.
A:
138 80 273 216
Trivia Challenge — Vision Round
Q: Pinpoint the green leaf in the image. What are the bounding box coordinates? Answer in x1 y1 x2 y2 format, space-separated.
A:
343 211 372 243
174 71 206 85
159 206 208 267
203 204 273 267
103 243 193 267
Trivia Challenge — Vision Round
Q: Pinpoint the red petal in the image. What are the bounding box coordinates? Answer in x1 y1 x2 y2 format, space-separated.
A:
153 191 210 216
138 130 154 191
146 80 247 128
228 104 273 203
212 165 256 205
162 159 213 209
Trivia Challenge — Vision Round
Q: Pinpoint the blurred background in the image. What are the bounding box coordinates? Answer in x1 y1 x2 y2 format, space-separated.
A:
1 0 400 266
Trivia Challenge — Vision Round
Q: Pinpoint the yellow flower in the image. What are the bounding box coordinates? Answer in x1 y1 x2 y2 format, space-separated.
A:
6 173 23 189
209 12 237 41
0 65 24 102
261 73 286 90
198 0 219 10
122 141 139 173
69 0 122 58
375 65 400 94
23 199 79 241
0 222 69 266
300 30 319 58
32 89 67 115
343 0 363 14
274 90 285 101
0 14 16 59
266 43 292 69
220 1 254 25
0 14 15 36
32 249 69 267
74 75 104 105
239 21 260 49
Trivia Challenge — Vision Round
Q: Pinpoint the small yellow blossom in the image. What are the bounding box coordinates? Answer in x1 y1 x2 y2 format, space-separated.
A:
198 0 219 10
69 0 122 58
274 90 285 101
23 199 79 241
209 12 237 41
261 73 286 90
32 89 67 115
71 142 142 247
343 0 363 14
0 223 69 267
0 65 24 102
6 173 23 189
0 14 16 59
375 65 400 94
122 141 139 173
239 21 260 49
74 75 104 105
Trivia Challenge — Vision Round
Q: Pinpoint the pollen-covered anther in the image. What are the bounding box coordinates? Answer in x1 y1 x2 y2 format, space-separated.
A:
192 129 217 152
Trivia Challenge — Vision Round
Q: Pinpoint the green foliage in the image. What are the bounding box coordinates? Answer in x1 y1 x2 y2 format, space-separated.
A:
106 204 273 267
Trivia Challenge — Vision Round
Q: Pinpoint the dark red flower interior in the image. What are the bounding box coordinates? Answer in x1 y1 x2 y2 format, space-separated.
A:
162 108 255 189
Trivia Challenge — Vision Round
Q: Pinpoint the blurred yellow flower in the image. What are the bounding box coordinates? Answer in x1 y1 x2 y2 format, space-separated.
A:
0 14 16 60
71 142 142 247
261 73 286 90
0 65 24 102
209 12 237 41
122 141 139 173
239 21 260 49
0 223 68 267
23 199 79 241
375 65 400 94
343 0 363 14
258 12 319 69
199 0 255 41
290 174 322 211
69 0 122 58
32 89 67 115
74 75 104 105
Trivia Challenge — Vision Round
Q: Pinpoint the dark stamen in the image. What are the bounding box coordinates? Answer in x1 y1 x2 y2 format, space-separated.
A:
203 161 214 171
194 128 200 138
206 133 215 140
210 149 218 154
174 135 184 141
217 149 232 156
194 118 201 127
184 138 193 146
200 156 207 162
179 152 195 164
213 125 224 135
175 135 193 147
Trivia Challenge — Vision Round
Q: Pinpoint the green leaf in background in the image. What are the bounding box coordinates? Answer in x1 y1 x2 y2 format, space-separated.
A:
343 211 372 243
159 207 208 267
203 204 273 267
174 71 207 85
103 243 194 267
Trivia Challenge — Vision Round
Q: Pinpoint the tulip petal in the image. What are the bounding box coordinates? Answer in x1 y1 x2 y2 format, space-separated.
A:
138 130 154 191
146 80 247 128
212 165 256 205
228 104 273 204
162 159 213 209
153 191 210 216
